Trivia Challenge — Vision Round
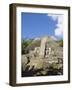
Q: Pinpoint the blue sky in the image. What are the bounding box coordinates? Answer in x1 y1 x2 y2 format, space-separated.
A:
21 12 63 40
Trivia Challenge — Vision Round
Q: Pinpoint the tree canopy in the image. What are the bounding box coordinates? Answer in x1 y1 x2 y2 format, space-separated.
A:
22 39 33 54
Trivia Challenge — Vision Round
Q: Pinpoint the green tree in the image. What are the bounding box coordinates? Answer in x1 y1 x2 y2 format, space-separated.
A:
22 39 32 54
58 40 63 47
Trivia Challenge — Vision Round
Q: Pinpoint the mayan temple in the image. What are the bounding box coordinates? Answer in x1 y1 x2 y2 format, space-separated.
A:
21 36 63 76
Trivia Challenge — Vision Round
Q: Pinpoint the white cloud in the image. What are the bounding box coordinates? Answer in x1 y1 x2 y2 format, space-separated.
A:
47 14 58 21
51 36 57 41
47 14 63 37
55 28 63 36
